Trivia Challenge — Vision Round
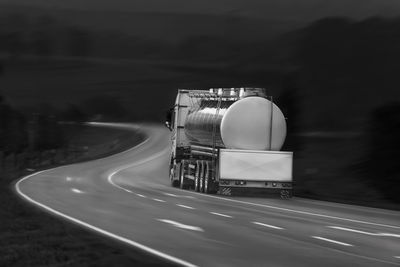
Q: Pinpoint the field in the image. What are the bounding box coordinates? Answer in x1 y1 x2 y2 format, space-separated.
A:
293 134 399 210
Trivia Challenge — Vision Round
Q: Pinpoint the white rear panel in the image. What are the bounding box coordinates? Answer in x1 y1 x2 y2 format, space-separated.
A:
219 149 293 182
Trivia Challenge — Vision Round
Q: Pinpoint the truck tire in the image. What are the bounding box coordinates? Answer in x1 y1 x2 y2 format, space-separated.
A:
199 161 205 193
204 162 217 194
204 163 210 194
204 177 210 194
180 160 189 190
170 162 180 187
194 161 200 192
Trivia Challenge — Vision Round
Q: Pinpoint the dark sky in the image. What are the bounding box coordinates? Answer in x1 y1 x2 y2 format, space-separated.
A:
1 0 400 124
1 0 400 21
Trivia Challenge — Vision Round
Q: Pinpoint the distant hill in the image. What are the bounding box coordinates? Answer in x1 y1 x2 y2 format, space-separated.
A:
274 16 400 130
2 0 400 41
0 4 295 42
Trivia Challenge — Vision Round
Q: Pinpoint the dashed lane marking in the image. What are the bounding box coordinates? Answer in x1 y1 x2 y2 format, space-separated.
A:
178 190 400 230
136 194 146 198
328 226 400 238
153 198 166 203
177 204 195 210
253 221 284 230
210 212 233 218
164 193 178 197
71 188 84 194
158 219 204 232
312 236 353 247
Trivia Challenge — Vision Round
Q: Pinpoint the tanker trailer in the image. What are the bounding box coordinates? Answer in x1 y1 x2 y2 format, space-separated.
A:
165 88 293 198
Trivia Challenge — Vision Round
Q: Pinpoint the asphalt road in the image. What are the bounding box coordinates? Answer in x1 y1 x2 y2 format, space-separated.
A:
16 123 400 267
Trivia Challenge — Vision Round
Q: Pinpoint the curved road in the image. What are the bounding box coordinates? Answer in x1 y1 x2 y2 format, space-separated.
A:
16 123 400 266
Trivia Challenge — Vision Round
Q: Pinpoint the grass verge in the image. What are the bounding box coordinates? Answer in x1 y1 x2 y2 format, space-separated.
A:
293 134 400 210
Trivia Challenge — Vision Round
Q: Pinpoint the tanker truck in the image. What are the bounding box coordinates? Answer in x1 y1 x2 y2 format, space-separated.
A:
165 88 293 198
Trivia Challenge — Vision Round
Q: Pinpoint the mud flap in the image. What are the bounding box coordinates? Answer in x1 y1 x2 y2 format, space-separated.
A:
219 187 232 196
280 189 292 199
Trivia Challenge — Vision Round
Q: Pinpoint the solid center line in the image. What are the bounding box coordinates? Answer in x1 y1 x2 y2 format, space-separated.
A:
312 236 353 247
177 204 195 210
253 221 284 230
328 226 400 238
210 212 232 218
153 198 166 203
158 219 204 232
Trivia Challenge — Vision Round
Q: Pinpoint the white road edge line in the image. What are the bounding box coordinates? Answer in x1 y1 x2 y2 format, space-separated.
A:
178 190 400 230
153 198 166 203
15 128 198 267
177 204 195 210
327 226 400 238
16 173 198 267
253 221 284 230
158 219 204 232
210 212 232 218
312 236 353 247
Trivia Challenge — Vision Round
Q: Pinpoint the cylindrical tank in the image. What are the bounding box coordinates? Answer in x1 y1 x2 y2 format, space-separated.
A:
184 96 287 150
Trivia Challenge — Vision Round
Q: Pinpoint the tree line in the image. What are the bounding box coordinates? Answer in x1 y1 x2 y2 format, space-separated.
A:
0 91 131 174
0 96 65 172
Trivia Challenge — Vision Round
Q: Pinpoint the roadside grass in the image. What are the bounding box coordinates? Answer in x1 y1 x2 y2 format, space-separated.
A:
293 134 400 210
0 124 175 267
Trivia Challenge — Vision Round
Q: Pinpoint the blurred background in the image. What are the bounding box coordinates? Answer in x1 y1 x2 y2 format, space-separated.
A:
0 0 400 208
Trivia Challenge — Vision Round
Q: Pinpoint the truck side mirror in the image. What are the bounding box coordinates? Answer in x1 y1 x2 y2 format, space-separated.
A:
165 121 172 131
165 108 173 131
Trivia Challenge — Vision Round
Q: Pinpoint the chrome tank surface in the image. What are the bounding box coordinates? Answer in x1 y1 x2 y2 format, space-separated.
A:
184 96 287 150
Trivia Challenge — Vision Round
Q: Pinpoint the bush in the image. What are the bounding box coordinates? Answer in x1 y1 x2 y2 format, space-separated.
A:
366 102 400 202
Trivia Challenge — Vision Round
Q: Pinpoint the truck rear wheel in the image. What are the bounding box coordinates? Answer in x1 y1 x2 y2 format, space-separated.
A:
199 161 205 193
204 161 217 194
204 176 210 194
180 160 190 190
170 161 180 187
194 161 200 192
204 163 210 194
